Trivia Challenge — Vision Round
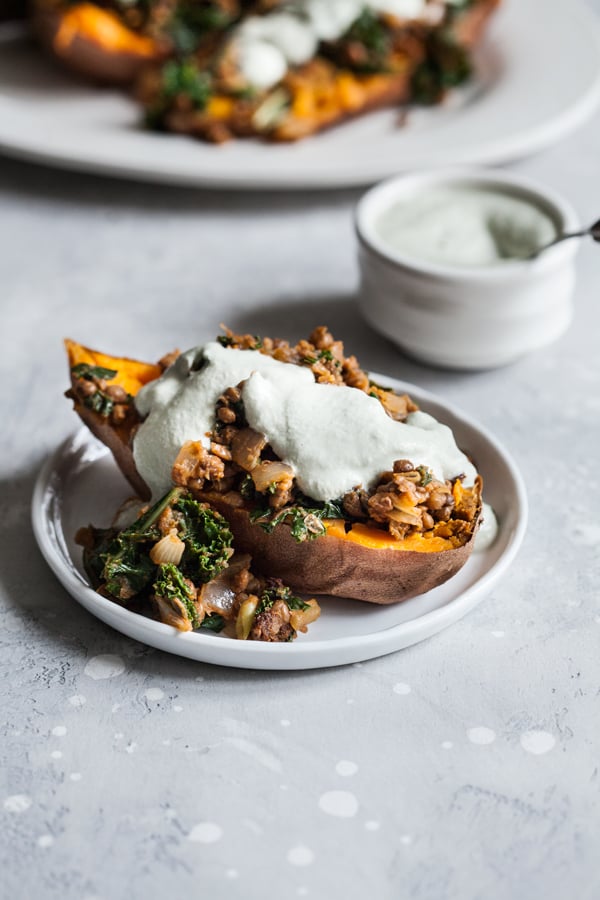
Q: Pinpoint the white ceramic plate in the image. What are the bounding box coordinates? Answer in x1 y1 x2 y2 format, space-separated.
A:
32 376 527 669
1 0 600 188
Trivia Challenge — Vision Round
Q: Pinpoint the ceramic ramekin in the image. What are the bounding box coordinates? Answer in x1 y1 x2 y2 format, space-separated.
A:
355 169 580 370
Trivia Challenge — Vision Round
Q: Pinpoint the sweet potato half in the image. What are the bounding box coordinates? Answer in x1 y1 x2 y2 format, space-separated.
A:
64 339 483 605
31 1 164 84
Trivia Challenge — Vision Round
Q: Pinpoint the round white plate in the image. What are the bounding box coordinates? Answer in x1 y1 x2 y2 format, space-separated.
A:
32 376 527 669
1 0 600 188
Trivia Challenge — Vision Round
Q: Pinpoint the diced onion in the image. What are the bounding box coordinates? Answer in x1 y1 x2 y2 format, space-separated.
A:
251 460 294 492
150 531 185 565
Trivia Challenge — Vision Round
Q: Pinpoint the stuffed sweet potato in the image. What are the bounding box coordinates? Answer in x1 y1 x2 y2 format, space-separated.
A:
31 0 500 141
65 327 484 605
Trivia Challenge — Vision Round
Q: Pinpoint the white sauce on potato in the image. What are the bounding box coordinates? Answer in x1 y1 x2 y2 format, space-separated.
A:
233 0 453 90
133 342 477 501
474 502 498 551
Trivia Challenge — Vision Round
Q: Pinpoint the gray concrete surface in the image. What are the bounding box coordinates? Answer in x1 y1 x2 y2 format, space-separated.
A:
1 4 600 897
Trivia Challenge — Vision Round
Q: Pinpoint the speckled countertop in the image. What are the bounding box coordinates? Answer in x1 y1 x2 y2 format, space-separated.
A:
2 12 600 897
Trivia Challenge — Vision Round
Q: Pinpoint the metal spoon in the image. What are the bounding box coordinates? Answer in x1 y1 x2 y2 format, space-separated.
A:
526 217 600 260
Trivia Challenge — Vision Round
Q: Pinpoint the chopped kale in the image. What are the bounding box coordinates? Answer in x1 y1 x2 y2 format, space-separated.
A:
200 612 227 633
250 494 347 542
342 9 389 72
173 495 233 583
83 488 182 600
167 1 238 54
161 60 212 110
257 582 310 615
71 363 118 381
153 562 199 628
239 474 257 501
411 32 472 105
82 487 232 604
85 390 115 418
417 466 433 487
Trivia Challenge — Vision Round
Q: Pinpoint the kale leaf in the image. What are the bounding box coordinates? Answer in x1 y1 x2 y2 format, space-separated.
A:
411 32 472 105
250 494 347 543
173 495 233 583
71 363 118 381
153 562 199 628
83 488 183 600
257 582 310 615
200 612 227 633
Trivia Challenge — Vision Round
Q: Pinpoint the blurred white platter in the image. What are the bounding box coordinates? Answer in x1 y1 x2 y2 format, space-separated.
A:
32 376 527 670
0 0 599 188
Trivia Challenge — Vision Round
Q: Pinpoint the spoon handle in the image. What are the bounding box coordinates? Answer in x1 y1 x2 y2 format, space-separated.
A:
529 218 600 259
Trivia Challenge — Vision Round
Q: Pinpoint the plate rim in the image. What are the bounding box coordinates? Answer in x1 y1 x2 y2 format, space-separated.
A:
31 375 528 669
2 0 600 188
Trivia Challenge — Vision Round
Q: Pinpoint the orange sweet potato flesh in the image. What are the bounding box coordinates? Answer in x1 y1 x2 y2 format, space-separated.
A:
65 339 161 499
32 2 163 84
201 483 482 605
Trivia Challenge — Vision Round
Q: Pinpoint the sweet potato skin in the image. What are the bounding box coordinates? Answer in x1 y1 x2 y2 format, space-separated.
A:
201 485 482 605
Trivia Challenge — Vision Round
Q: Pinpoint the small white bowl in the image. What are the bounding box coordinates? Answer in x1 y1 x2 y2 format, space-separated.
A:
355 169 580 370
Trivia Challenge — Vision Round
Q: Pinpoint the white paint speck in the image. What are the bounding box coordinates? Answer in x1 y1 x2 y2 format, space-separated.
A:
114 733 124 740
346 698 355 705
111 704 121 713
51 750 63 760
173 705 183 713
52 726 67 737
225 869 239 879
491 631 505 638
70 773 82 782
335 760 358 777
144 688 164 701
365 821 380 832
287 845 314 867
280 784 289 791
393 683 411 695
280 719 291 727
162 739 171 746
37 835 54 848
4 794 31 813
84 655 126 680
188 822 223 843
68 695 86 707
594 615 600 625
400 834 413 846
441 741 454 750
125 742 137 754
520 730 556 755
318 790 358 818
297 889 309 897
467 727 496 745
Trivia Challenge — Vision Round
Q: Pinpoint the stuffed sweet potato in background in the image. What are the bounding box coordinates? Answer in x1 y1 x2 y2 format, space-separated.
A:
64 329 484 606
29 0 500 141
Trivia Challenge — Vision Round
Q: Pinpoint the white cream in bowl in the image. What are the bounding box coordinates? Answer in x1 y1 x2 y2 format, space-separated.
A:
355 170 580 370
